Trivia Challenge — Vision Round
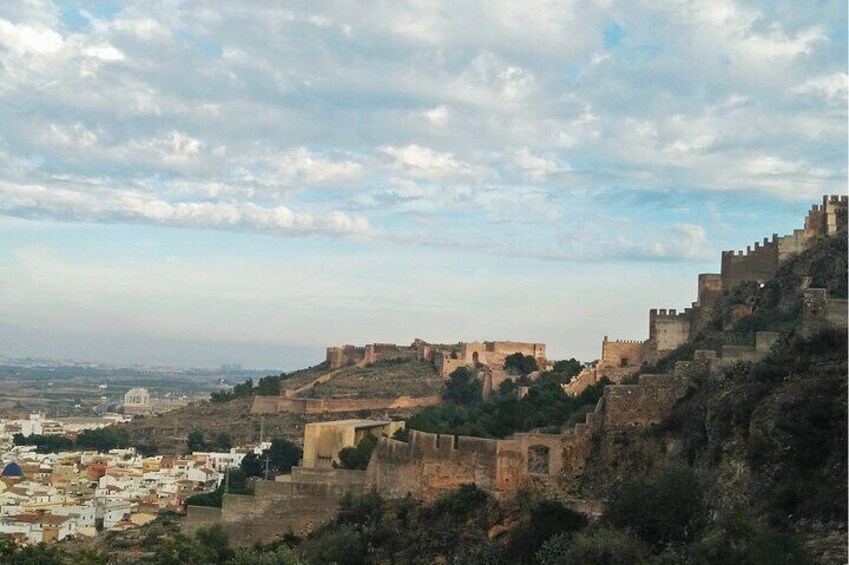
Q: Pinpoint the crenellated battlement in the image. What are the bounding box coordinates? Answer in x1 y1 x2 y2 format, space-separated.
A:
649 308 687 318
603 336 642 344
722 234 779 258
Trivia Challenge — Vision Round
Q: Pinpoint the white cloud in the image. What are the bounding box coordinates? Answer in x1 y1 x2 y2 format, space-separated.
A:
386 178 425 199
275 147 364 185
83 44 125 62
0 182 373 238
0 18 63 54
793 72 848 102
424 105 448 126
514 149 571 181
381 144 485 181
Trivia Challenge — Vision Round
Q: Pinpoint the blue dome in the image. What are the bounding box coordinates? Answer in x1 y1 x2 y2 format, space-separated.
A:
1 462 23 477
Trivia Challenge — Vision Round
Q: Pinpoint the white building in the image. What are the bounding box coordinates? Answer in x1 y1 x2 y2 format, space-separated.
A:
123 388 151 415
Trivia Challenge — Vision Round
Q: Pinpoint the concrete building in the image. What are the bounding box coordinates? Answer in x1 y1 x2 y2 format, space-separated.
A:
302 420 405 469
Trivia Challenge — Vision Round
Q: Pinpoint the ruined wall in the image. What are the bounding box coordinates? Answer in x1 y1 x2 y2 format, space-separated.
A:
486 341 545 357
250 396 279 414
716 331 780 368
365 432 505 500
433 352 466 378
251 395 440 415
802 288 848 336
562 365 600 396
364 343 420 365
183 476 365 547
326 346 366 370
601 374 690 428
288 466 366 486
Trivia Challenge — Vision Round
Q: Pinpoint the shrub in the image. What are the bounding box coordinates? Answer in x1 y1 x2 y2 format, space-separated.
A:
336 434 378 470
537 526 650 565
603 466 705 551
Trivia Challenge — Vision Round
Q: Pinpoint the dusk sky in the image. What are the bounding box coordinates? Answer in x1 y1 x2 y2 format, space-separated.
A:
0 0 846 369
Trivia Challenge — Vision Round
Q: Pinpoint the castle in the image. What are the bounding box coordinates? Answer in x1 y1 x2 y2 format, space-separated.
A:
250 339 548 416
184 195 848 546
325 339 547 379
564 194 848 395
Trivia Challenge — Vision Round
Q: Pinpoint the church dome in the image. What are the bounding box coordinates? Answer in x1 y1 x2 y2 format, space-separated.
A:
1 462 23 477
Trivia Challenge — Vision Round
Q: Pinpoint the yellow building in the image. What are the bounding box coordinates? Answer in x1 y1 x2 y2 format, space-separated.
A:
302 419 405 469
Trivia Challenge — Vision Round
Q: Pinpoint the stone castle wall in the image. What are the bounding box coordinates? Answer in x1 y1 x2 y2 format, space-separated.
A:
183 473 366 547
250 395 440 415
194 325 807 545
648 308 690 361
570 195 846 395
721 236 781 290
600 338 645 368
326 346 367 370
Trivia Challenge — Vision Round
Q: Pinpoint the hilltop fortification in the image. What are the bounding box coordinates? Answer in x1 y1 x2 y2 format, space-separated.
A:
326 339 547 378
564 194 847 395
185 195 847 548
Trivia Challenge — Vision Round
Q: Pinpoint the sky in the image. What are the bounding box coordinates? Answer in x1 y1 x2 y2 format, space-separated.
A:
0 0 846 370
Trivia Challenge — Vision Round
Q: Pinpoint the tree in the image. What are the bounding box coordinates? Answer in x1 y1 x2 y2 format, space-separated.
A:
255 374 283 396
210 390 234 403
603 466 705 550
498 378 517 398
504 353 539 376
505 500 589 563
240 453 264 478
552 358 583 382
213 432 232 451
194 525 233 564
689 509 810 565
186 429 207 453
337 434 379 470
443 367 483 405
268 438 302 474
232 379 253 397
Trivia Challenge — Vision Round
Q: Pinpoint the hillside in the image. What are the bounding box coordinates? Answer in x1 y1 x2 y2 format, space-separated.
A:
30 231 846 564
573 233 848 563
120 391 436 456
298 358 443 399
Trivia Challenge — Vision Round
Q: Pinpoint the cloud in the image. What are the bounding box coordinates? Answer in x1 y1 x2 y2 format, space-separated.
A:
0 182 373 238
83 43 125 61
275 147 364 186
514 149 571 181
0 18 63 54
424 105 448 126
0 0 843 261
793 72 848 103
381 144 486 181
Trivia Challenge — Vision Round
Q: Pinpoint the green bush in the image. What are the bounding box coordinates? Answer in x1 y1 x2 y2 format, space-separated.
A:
336 434 378 470
689 509 810 565
603 466 705 551
536 526 650 565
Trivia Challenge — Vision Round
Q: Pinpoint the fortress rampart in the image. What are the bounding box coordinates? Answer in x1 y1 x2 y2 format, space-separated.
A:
720 235 781 290
183 472 366 547
324 339 547 378
567 195 847 395
196 314 834 546
250 394 440 415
